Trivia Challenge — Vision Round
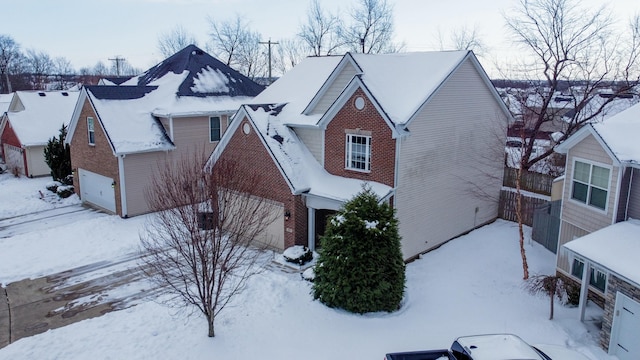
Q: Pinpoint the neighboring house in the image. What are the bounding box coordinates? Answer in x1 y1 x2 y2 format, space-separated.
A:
554 102 640 358
65 45 263 216
0 90 80 177
208 50 510 259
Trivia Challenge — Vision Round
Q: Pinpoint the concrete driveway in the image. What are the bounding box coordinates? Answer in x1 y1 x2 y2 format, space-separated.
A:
0 206 161 349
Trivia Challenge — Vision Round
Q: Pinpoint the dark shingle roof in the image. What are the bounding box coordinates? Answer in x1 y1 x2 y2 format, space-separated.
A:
101 76 133 85
135 44 264 98
86 85 157 100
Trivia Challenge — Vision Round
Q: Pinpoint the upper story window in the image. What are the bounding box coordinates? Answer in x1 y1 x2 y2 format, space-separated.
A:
87 117 95 145
345 134 371 172
571 160 610 210
210 116 221 142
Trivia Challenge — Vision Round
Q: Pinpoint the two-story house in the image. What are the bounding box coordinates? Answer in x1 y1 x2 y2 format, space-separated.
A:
65 45 263 217
554 102 640 359
208 51 511 259
1 90 80 177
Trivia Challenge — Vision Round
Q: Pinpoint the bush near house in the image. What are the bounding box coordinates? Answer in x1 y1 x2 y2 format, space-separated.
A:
313 187 405 314
44 124 72 182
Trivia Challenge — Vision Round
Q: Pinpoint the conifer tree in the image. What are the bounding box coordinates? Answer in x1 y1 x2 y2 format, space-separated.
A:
313 186 405 313
44 124 72 182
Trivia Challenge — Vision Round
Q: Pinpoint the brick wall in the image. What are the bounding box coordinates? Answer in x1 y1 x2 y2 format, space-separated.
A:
324 88 396 187
70 99 121 215
220 117 307 249
600 275 640 351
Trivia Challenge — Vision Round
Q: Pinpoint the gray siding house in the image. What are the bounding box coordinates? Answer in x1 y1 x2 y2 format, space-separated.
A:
554 102 640 358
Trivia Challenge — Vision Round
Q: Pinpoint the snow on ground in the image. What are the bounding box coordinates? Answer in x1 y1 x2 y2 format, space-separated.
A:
0 173 80 218
0 176 615 359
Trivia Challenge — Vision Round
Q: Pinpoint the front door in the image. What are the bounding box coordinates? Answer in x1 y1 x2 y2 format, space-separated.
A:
610 292 640 360
314 209 336 248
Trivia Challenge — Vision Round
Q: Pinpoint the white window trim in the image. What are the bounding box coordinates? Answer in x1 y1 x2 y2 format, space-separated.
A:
570 255 608 294
569 157 612 213
209 116 221 143
345 133 371 172
87 117 95 145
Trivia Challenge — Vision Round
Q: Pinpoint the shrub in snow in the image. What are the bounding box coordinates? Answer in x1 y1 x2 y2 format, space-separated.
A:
62 174 74 186
46 181 63 193
283 245 313 265
302 267 315 282
313 186 405 314
44 124 72 182
56 185 75 198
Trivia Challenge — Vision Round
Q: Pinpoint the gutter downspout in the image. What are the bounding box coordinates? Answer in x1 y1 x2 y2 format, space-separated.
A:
118 154 128 217
169 115 174 142
612 166 623 225
624 167 634 221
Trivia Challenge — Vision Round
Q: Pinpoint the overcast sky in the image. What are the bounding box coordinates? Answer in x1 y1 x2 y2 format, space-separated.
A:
3 0 638 77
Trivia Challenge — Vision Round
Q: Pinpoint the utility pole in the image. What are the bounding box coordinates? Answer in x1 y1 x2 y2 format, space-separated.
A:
109 56 126 76
259 39 279 84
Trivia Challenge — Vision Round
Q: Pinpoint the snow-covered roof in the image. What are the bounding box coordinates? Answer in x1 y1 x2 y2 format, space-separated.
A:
563 219 640 287
249 51 476 128
76 45 263 154
213 103 393 203
590 102 640 164
0 93 11 114
4 91 79 146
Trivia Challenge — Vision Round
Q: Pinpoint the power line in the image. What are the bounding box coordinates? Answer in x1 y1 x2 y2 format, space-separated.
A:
108 56 126 76
259 39 279 84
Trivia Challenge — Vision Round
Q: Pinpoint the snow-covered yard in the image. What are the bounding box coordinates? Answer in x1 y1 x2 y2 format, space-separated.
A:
0 174 615 359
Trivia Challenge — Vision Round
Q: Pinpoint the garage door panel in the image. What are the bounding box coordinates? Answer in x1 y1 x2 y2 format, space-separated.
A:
78 169 116 213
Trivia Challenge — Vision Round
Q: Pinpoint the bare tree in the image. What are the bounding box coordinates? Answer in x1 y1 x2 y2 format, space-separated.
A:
298 0 343 56
526 274 568 320
436 25 487 57
274 38 307 76
24 49 54 90
502 0 640 279
0 35 20 93
208 15 266 78
51 57 75 90
157 25 197 58
339 0 398 53
139 150 277 337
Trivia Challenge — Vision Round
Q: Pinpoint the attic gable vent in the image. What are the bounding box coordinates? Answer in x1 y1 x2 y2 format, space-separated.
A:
62 92 69 96
38 92 46 96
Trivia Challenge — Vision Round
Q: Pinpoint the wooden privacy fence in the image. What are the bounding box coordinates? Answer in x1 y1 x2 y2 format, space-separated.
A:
502 167 553 195
498 190 549 226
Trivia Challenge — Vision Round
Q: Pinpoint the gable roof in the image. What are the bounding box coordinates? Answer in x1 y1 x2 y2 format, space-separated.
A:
3 91 80 146
67 45 264 155
564 219 640 287
556 102 640 166
0 93 11 114
247 50 510 130
210 103 393 204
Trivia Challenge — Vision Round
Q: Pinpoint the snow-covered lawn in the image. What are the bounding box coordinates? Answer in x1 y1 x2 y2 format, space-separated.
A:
0 175 614 359
0 173 80 219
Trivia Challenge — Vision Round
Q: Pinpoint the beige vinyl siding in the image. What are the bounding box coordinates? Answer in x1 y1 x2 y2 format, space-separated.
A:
556 220 590 273
394 59 507 258
626 168 640 219
294 127 323 164
159 114 229 158
309 65 358 115
122 151 168 216
26 145 50 177
561 135 618 234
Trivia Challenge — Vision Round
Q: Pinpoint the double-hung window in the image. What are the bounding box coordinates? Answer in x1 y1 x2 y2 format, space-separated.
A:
571 160 610 210
87 117 95 145
345 134 371 172
210 116 221 142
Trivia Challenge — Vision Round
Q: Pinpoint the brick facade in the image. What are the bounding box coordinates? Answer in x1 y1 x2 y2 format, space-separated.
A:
600 275 640 351
324 88 396 188
220 117 307 249
69 99 121 215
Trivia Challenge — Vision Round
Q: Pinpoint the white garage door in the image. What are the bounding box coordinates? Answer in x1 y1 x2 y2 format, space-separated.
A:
3 144 25 175
78 169 116 213
610 292 640 360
